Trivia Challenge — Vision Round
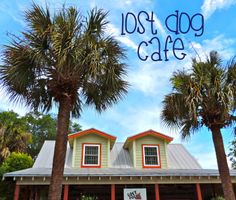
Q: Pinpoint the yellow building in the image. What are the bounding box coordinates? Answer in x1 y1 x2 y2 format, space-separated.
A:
4 128 236 200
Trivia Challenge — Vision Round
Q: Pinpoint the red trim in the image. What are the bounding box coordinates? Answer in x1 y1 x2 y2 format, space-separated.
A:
14 184 20 200
63 185 69 200
142 144 161 168
196 183 202 200
111 184 115 200
155 184 160 200
81 143 102 168
68 128 116 140
128 130 173 142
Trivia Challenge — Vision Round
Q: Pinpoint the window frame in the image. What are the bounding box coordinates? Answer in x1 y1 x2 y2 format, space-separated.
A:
142 144 161 168
81 143 101 168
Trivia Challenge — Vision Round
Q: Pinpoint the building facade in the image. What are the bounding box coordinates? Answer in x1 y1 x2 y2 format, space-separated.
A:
4 128 236 200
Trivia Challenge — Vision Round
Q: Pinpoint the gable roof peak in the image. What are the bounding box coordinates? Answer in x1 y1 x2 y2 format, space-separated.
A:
68 128 116 140
124 129 173 148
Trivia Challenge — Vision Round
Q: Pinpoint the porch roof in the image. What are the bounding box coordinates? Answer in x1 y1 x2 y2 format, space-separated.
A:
4 167 236 178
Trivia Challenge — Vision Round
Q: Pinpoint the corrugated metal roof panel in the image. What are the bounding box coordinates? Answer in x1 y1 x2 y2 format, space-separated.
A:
110 142 133 168
167 144 202 169
33 141 72 168
33 141 201 170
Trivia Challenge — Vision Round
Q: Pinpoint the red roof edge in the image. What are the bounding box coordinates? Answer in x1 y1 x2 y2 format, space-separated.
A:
68 128 117 140
127 129 173 142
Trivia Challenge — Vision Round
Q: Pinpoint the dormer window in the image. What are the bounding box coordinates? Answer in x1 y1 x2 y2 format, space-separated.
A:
142 144 160 168
82 143 101 168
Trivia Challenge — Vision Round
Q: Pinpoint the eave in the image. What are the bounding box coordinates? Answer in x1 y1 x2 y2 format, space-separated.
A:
124 129 173 148
68 128 117 149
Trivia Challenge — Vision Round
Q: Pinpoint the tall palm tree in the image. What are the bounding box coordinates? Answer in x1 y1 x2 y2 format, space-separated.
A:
161 51 236 200
0 4 128 200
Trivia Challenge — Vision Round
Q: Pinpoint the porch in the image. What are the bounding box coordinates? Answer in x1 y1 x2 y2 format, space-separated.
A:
13 183 228 200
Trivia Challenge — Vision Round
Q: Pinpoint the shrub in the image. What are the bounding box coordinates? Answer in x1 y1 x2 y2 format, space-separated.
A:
0 152 33 199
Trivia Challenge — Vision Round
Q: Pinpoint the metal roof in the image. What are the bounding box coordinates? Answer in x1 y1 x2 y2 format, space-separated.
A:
33 141 201 169
4 167 236 177
167 144 202 169
110 142 133 168
4 140 206 178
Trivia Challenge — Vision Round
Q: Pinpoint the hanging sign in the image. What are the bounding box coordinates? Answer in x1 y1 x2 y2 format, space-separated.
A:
124 188 147 200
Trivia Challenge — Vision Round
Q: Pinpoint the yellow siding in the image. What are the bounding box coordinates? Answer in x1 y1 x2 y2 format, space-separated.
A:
135 135 168 169
72 138 76 167
73 134 109 168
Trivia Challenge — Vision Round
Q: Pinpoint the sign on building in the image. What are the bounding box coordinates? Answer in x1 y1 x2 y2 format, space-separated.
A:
124 188 147 200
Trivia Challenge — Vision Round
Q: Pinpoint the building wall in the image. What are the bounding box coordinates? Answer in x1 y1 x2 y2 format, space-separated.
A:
73 134 109 168
135 135 168 169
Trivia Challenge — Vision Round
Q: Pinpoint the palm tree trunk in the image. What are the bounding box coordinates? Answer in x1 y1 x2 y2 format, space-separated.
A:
211 127 235 200
48 97 71 200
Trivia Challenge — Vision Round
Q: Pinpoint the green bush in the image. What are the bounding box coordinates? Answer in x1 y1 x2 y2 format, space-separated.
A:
211 196 225 200
0 152 33 199
0 152 33 175
80 195 98 200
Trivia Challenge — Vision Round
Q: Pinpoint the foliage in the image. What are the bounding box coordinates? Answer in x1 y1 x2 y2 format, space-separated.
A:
23 111 81 159
228 139 236 169
0 4 128 117
80 195 98 200
0 111 82 161
0 111 31 163
0 152 33 200
211 196 225 200
162 51 236 136
0 152 33 175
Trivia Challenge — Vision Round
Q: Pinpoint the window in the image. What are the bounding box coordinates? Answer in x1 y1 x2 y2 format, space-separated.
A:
82 144 101 167
142 145 160 168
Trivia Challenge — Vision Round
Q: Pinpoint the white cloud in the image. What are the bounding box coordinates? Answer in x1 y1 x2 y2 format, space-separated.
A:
153 14 167 39
190 35 235 60
128 55 192 96
101 105 179 140
106 23 148 55
201 0 236 19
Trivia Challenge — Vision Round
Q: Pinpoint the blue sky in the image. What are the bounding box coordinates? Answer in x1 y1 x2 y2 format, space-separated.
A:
0 0 236 169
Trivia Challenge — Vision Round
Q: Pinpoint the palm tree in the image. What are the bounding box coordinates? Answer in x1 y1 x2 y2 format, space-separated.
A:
161 51 236 200
0 4 128 200
0 111 31 163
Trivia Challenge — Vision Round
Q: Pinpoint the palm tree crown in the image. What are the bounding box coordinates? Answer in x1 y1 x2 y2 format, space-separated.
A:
1 4 128 116
162 51 236 138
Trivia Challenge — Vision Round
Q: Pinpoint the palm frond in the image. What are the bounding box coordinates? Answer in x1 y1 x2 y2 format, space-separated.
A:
162 50 236 138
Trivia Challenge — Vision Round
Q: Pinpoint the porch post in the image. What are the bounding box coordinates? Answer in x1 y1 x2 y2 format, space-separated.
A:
155 184 160 200
14 184 20 200
63 185 69 200
196 183 202 200
111 184 115 200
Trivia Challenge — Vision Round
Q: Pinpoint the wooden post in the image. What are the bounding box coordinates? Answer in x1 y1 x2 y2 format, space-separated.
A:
35 188 39 200
14 184 20 200
155 184 160 200
63 185 69 200
111 184 115 200
196 183 202 200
